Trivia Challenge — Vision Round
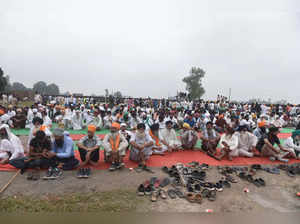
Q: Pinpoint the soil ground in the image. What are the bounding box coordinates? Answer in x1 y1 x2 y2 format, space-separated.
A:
0 136 299 212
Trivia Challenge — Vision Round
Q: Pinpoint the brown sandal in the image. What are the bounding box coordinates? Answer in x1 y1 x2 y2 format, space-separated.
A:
186 193 196 203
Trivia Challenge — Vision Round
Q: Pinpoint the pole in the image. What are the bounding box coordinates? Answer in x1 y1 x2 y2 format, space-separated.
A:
229 88 232 102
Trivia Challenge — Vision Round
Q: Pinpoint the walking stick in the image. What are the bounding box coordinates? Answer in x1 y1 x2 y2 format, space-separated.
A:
0 169 21 195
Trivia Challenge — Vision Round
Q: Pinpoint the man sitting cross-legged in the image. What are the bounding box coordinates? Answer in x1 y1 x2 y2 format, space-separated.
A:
76 125 102 177
42 128 80 179
160 120 181 152
180 123 198 150
217 126 238 161
130 123 154 172
148 123 168 155
103 122 128 171
200 121 220 156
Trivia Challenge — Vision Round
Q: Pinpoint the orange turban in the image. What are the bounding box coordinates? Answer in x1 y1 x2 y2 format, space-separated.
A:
88 125 96 133
111 122 120 130
40 125 46 132
258 121 266 128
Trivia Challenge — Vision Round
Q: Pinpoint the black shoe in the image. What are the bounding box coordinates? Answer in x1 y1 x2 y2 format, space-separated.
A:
43 167 53 180
145 184 153 196
86 168 91 177
137 184 145 196
77 168 83 178
82 168 88 178
109 163 117 171
52 167 62 179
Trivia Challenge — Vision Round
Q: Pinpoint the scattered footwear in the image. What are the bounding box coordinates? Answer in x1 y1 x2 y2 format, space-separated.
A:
207 190 217 201
27 172 33 180
195 193 203 204
43 167 54 180
167 189 177 199
159 189 167 199
159 177 170 188
137 184 145 196
186 193 196 203
151 190 159 202
109 163 117 172
174 188 185 198
52 167 62 179
77 168 84 179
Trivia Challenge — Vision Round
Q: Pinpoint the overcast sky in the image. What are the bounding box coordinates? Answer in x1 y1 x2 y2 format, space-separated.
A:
1 0 299 102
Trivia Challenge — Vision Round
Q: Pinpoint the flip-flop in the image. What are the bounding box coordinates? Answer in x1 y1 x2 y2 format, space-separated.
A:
238 172 247 180
162 166 169 174
226 175 238 183
207 190 217 201
143 166 155 174
150 177 157 186
246 174 254 183
201 189 210 198
194 184 201 192
221 180 231 188
134 165 143 173
174 189 185 198
159 177 171 188
257 178 266 187
253 179 262 187
287 169 296 177
167 189 177 199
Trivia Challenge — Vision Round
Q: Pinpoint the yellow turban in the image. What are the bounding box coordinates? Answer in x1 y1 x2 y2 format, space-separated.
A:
183 123 191 129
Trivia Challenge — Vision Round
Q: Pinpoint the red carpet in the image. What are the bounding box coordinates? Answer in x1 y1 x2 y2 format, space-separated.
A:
0 149 299 172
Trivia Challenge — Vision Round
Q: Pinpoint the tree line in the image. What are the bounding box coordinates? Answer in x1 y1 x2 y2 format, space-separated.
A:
0 67 60 95
0 66 206 100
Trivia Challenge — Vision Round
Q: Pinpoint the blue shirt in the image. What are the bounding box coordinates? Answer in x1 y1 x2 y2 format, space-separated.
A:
51 135 74 158
184 118 196 127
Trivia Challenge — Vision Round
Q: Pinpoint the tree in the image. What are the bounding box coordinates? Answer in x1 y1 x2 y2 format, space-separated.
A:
46 83 60 95
11 82 27 91
114 91 122 99
182 67 205 100
0 67 8 92
33 81 47 94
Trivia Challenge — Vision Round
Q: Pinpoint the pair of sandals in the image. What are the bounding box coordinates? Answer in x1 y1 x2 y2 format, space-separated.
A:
151 189 168 202
201 189 217 201
238 172 265 187
167 188 184 199
186 192 202 204
27 171 40 181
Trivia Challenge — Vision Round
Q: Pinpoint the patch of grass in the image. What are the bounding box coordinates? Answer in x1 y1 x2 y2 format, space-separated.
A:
0 190 146 212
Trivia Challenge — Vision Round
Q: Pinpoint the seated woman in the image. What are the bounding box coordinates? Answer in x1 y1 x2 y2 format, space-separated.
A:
217 126 238 161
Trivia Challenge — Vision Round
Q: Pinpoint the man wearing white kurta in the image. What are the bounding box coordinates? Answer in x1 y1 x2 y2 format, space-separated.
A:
160 121 181 152
0 124 24 164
